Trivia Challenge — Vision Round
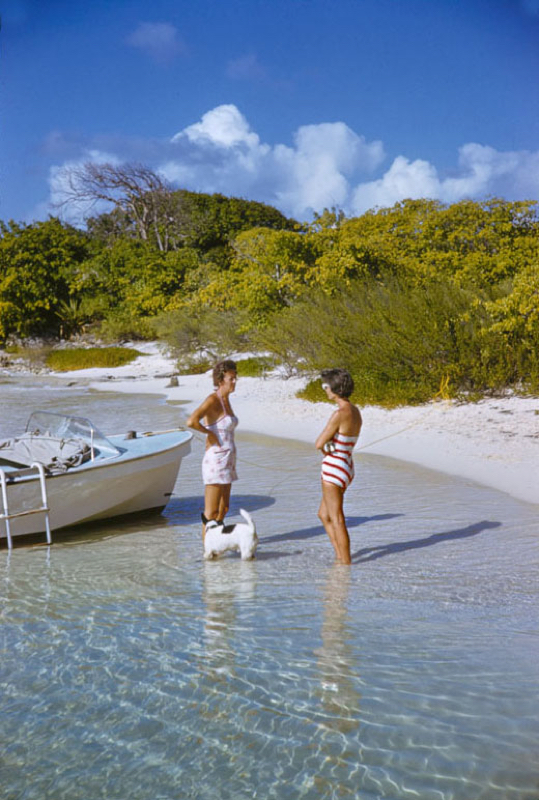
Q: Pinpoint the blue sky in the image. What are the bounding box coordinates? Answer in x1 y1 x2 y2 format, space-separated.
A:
2 0 539 224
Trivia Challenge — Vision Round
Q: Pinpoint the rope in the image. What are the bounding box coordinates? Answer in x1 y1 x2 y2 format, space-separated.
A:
188 430 297 473
356 397 450 452
187 429 292 495
356 422 422 451
140 397 451 475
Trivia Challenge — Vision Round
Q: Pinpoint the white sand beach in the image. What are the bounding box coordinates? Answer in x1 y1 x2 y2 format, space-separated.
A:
47 342 539 507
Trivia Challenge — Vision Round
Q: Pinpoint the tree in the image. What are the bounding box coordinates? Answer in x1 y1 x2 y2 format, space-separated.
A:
308 206 346 232
75 238 200 315
196 227 315 325
85 186 299 263
311 197 539 288
0 218 90 338
55 161 178 252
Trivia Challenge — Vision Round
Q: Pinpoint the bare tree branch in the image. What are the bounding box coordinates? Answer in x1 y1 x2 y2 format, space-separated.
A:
54 161 177 251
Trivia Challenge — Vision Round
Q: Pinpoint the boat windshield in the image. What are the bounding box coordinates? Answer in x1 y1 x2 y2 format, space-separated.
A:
25 411 121 458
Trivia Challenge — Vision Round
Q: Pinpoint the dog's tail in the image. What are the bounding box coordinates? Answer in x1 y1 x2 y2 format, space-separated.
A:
239 508 255 533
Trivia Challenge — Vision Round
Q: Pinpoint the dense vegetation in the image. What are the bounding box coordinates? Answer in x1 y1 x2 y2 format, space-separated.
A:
0 187 297 341
1 174 538 404
45 347 143 371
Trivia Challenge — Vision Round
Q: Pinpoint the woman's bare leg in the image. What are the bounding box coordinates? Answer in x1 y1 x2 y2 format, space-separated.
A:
318 493 339 555
217 484 231 522
319 481 351 564
203 484 228 539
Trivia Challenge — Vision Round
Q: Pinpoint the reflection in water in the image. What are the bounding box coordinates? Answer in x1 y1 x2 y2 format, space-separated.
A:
315 565 361 736
1 545 52 616
308 565 363 797
202 560 257 674
1 382 538 800
197 560 258 742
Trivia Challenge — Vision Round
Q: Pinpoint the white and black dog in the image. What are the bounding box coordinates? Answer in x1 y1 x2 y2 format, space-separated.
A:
202 509 258 560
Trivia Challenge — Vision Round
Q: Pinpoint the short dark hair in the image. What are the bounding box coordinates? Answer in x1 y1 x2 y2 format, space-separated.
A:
213 359 237 387
321 368 354 399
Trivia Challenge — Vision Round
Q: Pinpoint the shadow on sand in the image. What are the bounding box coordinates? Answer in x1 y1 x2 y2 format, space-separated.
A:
163 494 276 527
1 495 278 550
261 513 404 545
351 519 502 563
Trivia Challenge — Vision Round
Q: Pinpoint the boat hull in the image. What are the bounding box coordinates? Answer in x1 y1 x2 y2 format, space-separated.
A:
1 432 192 541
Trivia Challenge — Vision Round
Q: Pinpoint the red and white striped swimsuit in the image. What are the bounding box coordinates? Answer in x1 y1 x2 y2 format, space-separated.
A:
321 432 358 491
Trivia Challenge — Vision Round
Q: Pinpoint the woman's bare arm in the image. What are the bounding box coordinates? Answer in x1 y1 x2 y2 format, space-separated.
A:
187 395 221 446
315 409 341 450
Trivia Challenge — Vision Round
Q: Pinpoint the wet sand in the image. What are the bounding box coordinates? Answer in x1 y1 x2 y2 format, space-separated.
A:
46 342 539 506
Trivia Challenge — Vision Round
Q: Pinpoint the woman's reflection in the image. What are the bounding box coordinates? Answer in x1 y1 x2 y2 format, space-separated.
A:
314 563 362 735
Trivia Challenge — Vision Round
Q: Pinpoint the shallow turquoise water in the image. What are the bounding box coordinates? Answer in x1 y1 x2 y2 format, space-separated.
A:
1 377 538 799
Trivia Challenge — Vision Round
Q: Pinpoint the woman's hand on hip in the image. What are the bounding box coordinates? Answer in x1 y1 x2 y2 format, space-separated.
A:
207 431 220 448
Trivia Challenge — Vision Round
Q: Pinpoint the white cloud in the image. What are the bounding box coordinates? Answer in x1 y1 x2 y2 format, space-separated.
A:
46 104 539 223
174 105 262 150
352 156 441 213
126 22 186 64
450 143 539 199
352 143 539 215
48 149 120 225
269 123 384 216
164 105 384 217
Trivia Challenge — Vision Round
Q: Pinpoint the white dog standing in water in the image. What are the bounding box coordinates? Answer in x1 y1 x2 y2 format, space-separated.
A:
203 509 258 560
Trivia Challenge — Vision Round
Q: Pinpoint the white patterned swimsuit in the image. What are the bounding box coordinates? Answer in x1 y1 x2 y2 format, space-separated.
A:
202 394 238 485
321 431 358 491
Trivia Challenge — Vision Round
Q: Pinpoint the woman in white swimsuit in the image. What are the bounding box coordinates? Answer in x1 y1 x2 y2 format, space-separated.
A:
315 369 362 565
187 360 239 536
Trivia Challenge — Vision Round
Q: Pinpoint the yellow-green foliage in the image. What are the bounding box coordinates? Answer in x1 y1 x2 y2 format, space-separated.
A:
46 347 143 371
3 196 538 401
257 271 537 404
297 379 388 407
175 357 212 375
487 264 539 335
0 218 90 338
154 306 249 362
319 198 539 288
237 356 276 377
187 199 539 326
197 228 315 324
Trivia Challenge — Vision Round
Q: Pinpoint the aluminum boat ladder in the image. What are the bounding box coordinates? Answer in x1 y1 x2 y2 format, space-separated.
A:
0 463 52 550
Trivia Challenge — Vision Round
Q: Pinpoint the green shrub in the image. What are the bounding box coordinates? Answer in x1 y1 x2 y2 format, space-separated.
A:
174 354 278 378
237 356 278 377
98 310 158 342
154 306 250 363
175 357 213 375
296 379 333 404
46 347 143 371
257 274 527 405
296 377 421 409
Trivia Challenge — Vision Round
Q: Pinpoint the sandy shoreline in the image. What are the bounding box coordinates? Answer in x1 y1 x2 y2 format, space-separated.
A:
7 342 538 506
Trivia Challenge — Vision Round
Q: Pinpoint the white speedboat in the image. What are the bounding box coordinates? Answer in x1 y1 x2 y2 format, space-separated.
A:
0 411 192 547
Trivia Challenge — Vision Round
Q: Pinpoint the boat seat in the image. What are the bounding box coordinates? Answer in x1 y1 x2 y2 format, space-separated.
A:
0 433 91 474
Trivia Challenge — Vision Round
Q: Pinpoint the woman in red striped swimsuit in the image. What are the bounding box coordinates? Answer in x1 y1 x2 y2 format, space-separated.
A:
315 369 362 565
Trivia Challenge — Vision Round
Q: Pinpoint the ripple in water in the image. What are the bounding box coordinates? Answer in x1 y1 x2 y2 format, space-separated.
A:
1 383 538 799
